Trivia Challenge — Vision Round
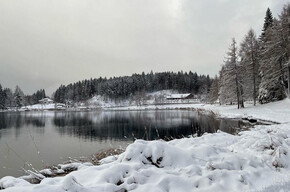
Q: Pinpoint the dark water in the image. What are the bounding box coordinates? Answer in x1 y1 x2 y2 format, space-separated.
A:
0 110 249 178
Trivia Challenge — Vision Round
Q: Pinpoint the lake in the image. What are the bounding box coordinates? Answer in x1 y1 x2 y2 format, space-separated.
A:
0 110 250 178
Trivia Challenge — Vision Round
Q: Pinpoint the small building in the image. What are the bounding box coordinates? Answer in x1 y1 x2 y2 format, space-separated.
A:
166 93 194 100
39 98 54 104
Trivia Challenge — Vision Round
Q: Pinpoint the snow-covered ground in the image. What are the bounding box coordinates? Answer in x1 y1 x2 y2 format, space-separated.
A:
83 90 200 108
1 99 290 191
20 103 66 111
109 99 290 124
1 123 290 191
17 90 201 111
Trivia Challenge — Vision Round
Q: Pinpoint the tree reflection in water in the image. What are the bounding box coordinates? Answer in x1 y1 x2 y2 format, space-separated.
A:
52 110 247 141
0 110 251 178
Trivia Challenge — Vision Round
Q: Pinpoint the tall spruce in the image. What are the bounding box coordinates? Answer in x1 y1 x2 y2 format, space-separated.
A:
261 8 274 39
258 5 290 103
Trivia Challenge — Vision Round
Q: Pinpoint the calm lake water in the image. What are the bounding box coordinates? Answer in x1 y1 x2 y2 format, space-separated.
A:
0 110 249 178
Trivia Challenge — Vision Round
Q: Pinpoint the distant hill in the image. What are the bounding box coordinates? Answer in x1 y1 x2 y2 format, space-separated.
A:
53 71 212 103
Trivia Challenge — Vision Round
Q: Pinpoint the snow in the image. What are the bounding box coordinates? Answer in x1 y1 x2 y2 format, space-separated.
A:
85 95 116 108
166 93 192 99
109 99 290 124
38 98 53 103
15 90 201 111
1 125 290 191
1 99 290 191
20 103 66 111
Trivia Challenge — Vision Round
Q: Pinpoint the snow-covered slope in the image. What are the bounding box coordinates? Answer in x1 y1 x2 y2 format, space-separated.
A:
17 90 202 111
74 90 200 109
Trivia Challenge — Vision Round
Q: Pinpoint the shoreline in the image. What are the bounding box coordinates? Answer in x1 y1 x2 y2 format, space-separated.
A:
1 97 288 122
1 99 290 191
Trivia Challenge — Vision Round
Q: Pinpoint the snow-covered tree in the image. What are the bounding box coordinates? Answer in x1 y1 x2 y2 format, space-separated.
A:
14 85 25 108
278 4 290 97
258 5 290 103
208 76 219 104
260 8 274 40
4 88 15 108
239 29 260 105
219 38 244 108
0 84 6 109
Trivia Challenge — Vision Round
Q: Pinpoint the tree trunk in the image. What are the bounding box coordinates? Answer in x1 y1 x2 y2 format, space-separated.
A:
240 85 245 108
288 63 290 98
235 71 240 109
251 50 256 106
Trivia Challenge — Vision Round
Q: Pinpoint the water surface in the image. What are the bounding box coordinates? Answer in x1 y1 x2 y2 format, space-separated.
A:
0 110 248 178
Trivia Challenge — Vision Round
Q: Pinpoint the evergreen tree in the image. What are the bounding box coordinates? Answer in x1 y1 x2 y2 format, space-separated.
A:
14 85 25 108
219 38 244 108
278 4 290 97
239 29 260 105
258 15 289 103
4 88 14 108
208 76 219 104
261 8 274 39
0 84 6 109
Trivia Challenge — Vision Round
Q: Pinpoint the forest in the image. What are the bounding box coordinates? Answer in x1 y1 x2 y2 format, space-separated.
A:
0 71 211 109
53 71 212 103
208 5 290 108
0 85 45 109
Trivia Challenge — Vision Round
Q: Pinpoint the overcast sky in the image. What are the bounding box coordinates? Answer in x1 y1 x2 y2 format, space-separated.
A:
0 0 287 95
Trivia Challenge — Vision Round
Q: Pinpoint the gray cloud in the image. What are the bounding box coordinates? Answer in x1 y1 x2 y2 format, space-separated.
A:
0 0 287 95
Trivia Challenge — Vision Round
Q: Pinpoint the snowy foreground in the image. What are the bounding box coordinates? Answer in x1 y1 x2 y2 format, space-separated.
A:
1 100 290 191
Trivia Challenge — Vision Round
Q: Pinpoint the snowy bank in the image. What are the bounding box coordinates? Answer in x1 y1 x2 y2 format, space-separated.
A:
1 122 290 191
1 99 290 191
20 103 66 111
108 98 290 124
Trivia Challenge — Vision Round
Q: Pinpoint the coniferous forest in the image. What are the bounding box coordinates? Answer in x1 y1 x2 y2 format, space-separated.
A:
208 4 290 108
0 85 45 109
53 71 212 103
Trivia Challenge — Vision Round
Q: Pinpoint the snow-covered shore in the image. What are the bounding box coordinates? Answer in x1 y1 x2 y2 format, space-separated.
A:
108 98 290 124
1 99 290 191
